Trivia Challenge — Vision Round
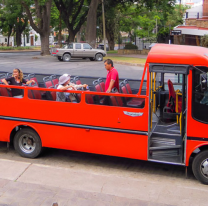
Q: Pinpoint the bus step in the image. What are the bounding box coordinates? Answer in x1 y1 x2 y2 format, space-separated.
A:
150 145 181 151
150 149 180 158
151 137 176 146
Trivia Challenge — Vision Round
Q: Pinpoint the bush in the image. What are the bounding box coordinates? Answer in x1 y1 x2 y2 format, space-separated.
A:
201 35 208 48
124 43 138 50
0 46 34 50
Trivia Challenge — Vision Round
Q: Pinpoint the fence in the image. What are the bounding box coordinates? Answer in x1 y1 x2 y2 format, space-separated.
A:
118 37 156 51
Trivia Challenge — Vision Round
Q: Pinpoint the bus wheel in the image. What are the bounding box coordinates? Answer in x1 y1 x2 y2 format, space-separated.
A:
192 150 208 185
14 128 42 158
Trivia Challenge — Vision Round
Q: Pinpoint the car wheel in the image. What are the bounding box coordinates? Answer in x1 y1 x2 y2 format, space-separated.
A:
14 128 42 158
89 58 95 61
192 150 208 185
58 56 63 61
63 54 71 62
95 53 103 61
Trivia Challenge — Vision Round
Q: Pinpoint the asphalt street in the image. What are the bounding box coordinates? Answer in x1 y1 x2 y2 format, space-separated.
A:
0 52 144 79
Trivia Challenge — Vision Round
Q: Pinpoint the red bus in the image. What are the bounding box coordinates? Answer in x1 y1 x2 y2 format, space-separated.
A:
1 44 208 184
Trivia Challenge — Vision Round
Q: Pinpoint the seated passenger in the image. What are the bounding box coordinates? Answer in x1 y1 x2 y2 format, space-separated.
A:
2 68 35 98
56 74 88 102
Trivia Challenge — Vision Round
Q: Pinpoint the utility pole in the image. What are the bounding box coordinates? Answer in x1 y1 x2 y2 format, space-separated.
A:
102 0 106 53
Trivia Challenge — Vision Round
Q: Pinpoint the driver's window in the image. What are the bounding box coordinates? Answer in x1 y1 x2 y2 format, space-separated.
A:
68 44 73 49
164 73 182 91
192 67 208 123
83 44 91 49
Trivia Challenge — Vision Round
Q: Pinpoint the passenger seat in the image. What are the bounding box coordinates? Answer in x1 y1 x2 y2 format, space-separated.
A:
120 80 145 108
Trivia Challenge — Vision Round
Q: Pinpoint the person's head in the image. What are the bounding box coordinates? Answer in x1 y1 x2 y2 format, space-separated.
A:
104 59 114 71
59 74 71 86
13 68 23 82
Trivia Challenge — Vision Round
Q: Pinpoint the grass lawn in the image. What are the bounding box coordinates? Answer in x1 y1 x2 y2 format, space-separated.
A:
103 56 146 64
107 50 118 54
0 46 40 50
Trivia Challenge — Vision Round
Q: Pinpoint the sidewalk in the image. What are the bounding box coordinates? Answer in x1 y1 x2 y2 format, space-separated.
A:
0 158 208 206
0 159 169 206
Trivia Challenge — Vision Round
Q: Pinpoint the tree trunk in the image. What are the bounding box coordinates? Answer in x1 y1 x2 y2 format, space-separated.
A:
16 28 22 47
68 29 75 42
7 35 10 47
86 0 100 48
21 0 52 56
106 29 115 50
40 33 50 55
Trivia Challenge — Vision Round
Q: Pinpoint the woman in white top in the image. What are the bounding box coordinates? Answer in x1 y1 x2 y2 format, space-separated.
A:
56 74 88 102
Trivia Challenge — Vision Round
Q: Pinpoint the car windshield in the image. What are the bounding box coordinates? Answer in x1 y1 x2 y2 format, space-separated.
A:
62 44 68 49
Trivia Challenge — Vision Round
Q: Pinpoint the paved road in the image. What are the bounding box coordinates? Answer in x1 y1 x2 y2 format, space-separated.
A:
0 52 144 80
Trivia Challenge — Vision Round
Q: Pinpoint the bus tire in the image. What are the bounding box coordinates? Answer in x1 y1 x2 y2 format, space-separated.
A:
13 128 42 158
192 150 208 185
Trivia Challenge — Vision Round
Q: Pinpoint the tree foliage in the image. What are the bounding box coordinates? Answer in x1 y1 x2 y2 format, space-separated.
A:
53 0 90 42
20 0 53 55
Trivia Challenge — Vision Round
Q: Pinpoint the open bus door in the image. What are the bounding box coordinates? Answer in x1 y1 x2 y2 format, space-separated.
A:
148 64 189 165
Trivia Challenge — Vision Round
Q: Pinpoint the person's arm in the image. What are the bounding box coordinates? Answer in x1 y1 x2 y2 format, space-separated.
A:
26 80 35 85
106 80 115 93
2 79 9 85
74 84 88 89
59 85 74 91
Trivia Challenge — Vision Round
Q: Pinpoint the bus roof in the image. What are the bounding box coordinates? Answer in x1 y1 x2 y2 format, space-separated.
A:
146 44 208 66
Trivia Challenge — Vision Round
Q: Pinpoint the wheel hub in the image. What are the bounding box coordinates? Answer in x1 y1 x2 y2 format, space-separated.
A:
19 134 36 154
201 159 208 177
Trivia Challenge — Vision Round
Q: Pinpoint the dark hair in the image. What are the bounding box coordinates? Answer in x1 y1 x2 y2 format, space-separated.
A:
104 59 113 67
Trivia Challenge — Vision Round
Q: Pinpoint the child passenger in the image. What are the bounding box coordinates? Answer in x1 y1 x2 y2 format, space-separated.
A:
56 74 88 102
2 68 35 98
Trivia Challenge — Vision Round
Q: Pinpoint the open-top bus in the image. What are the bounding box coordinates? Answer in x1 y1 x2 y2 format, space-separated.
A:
1 44 208 184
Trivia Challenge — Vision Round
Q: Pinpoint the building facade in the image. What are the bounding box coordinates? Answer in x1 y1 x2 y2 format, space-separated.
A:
173 0 208 46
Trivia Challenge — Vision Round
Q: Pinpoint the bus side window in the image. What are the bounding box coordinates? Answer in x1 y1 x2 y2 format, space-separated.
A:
192 67 208 123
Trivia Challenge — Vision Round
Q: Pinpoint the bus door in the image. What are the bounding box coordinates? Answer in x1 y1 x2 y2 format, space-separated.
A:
148 64 189 164
186 66 208 162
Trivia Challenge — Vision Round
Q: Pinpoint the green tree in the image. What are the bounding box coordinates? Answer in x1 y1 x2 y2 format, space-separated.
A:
53 0 90 42
201 35 208 48
20 0 53 55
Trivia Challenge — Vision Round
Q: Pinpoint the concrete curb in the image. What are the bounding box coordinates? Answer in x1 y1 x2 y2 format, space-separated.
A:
113 60 145 67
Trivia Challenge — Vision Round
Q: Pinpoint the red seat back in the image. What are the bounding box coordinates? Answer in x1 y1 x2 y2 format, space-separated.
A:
74 76 81 85
85 93 94 104
28 89 34 99
28 73 39 86
0 84 11 97
124 79 132 94
98 78 105 92
43 76 53 88
93 80 102 93
50 75 59 87
48 86 56 101
168 79 176 100
30 85 42 100
166 79 182 113
110 88 123 107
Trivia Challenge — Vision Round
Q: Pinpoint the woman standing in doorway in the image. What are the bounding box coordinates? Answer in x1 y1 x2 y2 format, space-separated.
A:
2 68 35 98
